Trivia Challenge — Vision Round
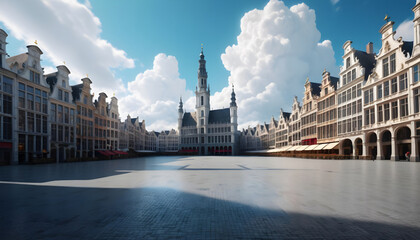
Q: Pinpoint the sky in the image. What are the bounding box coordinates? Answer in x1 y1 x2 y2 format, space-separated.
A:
0 0 416 131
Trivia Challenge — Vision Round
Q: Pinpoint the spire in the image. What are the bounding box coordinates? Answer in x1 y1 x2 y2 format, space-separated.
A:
178 96 183 112
230 84 237 107
198 45 207 78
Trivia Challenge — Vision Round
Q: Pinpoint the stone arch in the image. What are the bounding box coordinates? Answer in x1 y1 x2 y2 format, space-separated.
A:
366 132 377 159
340 139 353 156
395 126 411 161
380 130 392 160
354 138 363 157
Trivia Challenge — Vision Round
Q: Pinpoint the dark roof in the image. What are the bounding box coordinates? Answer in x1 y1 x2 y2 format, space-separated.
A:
402 41 413 57
71 84 83 102
208 108 230 124
354 50 376 80
131 118 137 124
46 74 57 93
310 82 321 96
282 112 291 120
330 77 339 90
182 112 197 127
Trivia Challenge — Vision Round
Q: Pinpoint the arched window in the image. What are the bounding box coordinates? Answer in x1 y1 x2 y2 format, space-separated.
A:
201 96 204 106
201 79 203 85
201 110 204 117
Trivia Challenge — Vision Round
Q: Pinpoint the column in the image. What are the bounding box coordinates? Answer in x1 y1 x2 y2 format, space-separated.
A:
411 136 419 162
376 138 383 160
390 136 398 161
352 139 357 159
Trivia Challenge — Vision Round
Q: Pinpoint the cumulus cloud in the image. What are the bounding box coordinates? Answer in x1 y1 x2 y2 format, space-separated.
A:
330 0 339 5
215 0 337 129
0 0 134 95
396 19 414 41
119 53 193 131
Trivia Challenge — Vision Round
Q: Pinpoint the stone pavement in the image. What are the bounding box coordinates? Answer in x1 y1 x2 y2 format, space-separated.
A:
0 156 419 239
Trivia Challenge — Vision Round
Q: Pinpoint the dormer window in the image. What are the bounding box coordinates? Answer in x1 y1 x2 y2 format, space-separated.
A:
325 88 328 95
62 80 66 87
346 57 350 68
30 70 40 84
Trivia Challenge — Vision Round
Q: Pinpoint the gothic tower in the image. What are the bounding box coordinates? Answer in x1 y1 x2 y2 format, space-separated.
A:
178 97 183 134
196 47 210 135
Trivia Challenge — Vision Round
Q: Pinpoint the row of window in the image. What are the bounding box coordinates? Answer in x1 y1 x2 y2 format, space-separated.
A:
342 68 357 86
208 135 232 144
338 83 362 105
317 123 337 140
317 109 337 124
51 103 75 124
18 110 48 134
18 134 48 153
364 98 409 125
301 112 316 126
18 83 48 113
0 116 12 140
338 116 363 135
94 128 119 139
301 126 316 138
318 95 335 111
338 100 362 119
77 106 93 118
51 124 74 143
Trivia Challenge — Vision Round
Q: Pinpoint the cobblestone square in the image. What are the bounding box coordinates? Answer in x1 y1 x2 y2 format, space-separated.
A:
0 156 420 239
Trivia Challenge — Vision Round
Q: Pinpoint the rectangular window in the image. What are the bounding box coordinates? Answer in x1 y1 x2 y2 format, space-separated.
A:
19 90 25 108
390 53 396 73
343 74 347 85
384 81 389 97
369 89 373 103
365 109 370 125
64 107 69 124
352 86 356 99
64 92 69 102
3 76 13 94
51 124 56 141
357 84 361 97
352 101 356 115
27 112 34 132
351 69 356 81
51 103 56 122
370 108 375 124
58 125 63 142
58 105 63 123
347 89 351 101
27 93 34 110
58 89 63 101
400 98 408 117
357 99 362 113
391 101 398 119
399 73 407 91
19 110 25 131
2 95 12 114
43 116 47 134
364 91 369 104
35 96 41 112
391 78 398 94
42 98 47 114
30 71 40 84
36 114 41 133
414 64 419 83
3 117 12 140
384 103 390 121
415 88 420 113
377 84 382 99
378 105 383 122
383 58 389 77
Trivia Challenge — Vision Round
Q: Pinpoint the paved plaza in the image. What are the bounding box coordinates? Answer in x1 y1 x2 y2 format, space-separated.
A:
0 156 420 239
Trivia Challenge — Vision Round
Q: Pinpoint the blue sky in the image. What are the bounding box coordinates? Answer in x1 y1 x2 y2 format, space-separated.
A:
0 0 417 130
87 0 414 91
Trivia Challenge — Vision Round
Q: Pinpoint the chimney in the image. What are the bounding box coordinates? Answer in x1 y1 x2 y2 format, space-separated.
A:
366 42 373 54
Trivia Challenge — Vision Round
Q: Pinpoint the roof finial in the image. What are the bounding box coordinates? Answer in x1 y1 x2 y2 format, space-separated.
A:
86 73 88 78
201 43 203 52
63 61 66 65
34 40 38 45
384 15 390 22
306 77 309 84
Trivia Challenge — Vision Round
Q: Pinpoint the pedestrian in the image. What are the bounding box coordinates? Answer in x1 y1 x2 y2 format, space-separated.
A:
405 151 410 161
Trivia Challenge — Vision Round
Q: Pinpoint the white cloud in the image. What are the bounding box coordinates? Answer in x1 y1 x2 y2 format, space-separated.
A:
119 53 193 131
396 19 414 41
216 0 337 129
0 0 134 95
330 0 339 5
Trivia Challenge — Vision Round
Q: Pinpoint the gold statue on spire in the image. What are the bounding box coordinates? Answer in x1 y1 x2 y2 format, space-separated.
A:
34 40 38 45
384 15 390 22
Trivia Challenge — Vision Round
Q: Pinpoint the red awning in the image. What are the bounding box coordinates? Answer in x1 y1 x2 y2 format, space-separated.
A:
0 142 12 149
106 150 116 156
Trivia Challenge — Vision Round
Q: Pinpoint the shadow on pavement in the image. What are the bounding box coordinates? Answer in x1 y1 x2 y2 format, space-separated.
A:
0 183 419 240
0 156 191 183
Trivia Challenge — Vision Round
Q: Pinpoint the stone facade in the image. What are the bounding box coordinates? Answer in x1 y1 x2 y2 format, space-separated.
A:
178 48 239 155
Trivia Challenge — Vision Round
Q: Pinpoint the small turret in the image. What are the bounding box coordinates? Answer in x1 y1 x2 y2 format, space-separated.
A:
178 97 184 133
230 85 237 107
